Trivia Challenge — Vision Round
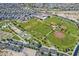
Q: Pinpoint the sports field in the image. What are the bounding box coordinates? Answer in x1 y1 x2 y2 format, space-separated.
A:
12 16 79 54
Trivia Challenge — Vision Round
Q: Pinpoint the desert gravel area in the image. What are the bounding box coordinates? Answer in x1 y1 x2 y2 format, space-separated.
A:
0 47 37 56
52 11 79 20
0 49 25 56
22 48 37 56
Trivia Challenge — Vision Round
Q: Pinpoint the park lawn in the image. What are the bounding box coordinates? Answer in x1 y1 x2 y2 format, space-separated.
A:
13 19 50 36
12 16 79 51
47 32 77 51
43 16 79 53
44 16 78 34
17 19 52 46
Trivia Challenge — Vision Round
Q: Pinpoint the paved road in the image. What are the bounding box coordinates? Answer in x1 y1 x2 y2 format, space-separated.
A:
72 43 79 56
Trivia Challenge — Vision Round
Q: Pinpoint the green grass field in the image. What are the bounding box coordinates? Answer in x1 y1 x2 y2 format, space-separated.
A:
10 16 79 54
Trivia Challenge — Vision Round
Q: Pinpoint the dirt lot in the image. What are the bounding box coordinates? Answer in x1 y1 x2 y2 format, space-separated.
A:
52 11 79 20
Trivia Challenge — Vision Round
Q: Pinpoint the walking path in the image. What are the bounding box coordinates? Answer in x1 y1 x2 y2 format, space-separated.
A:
42 30 52 39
